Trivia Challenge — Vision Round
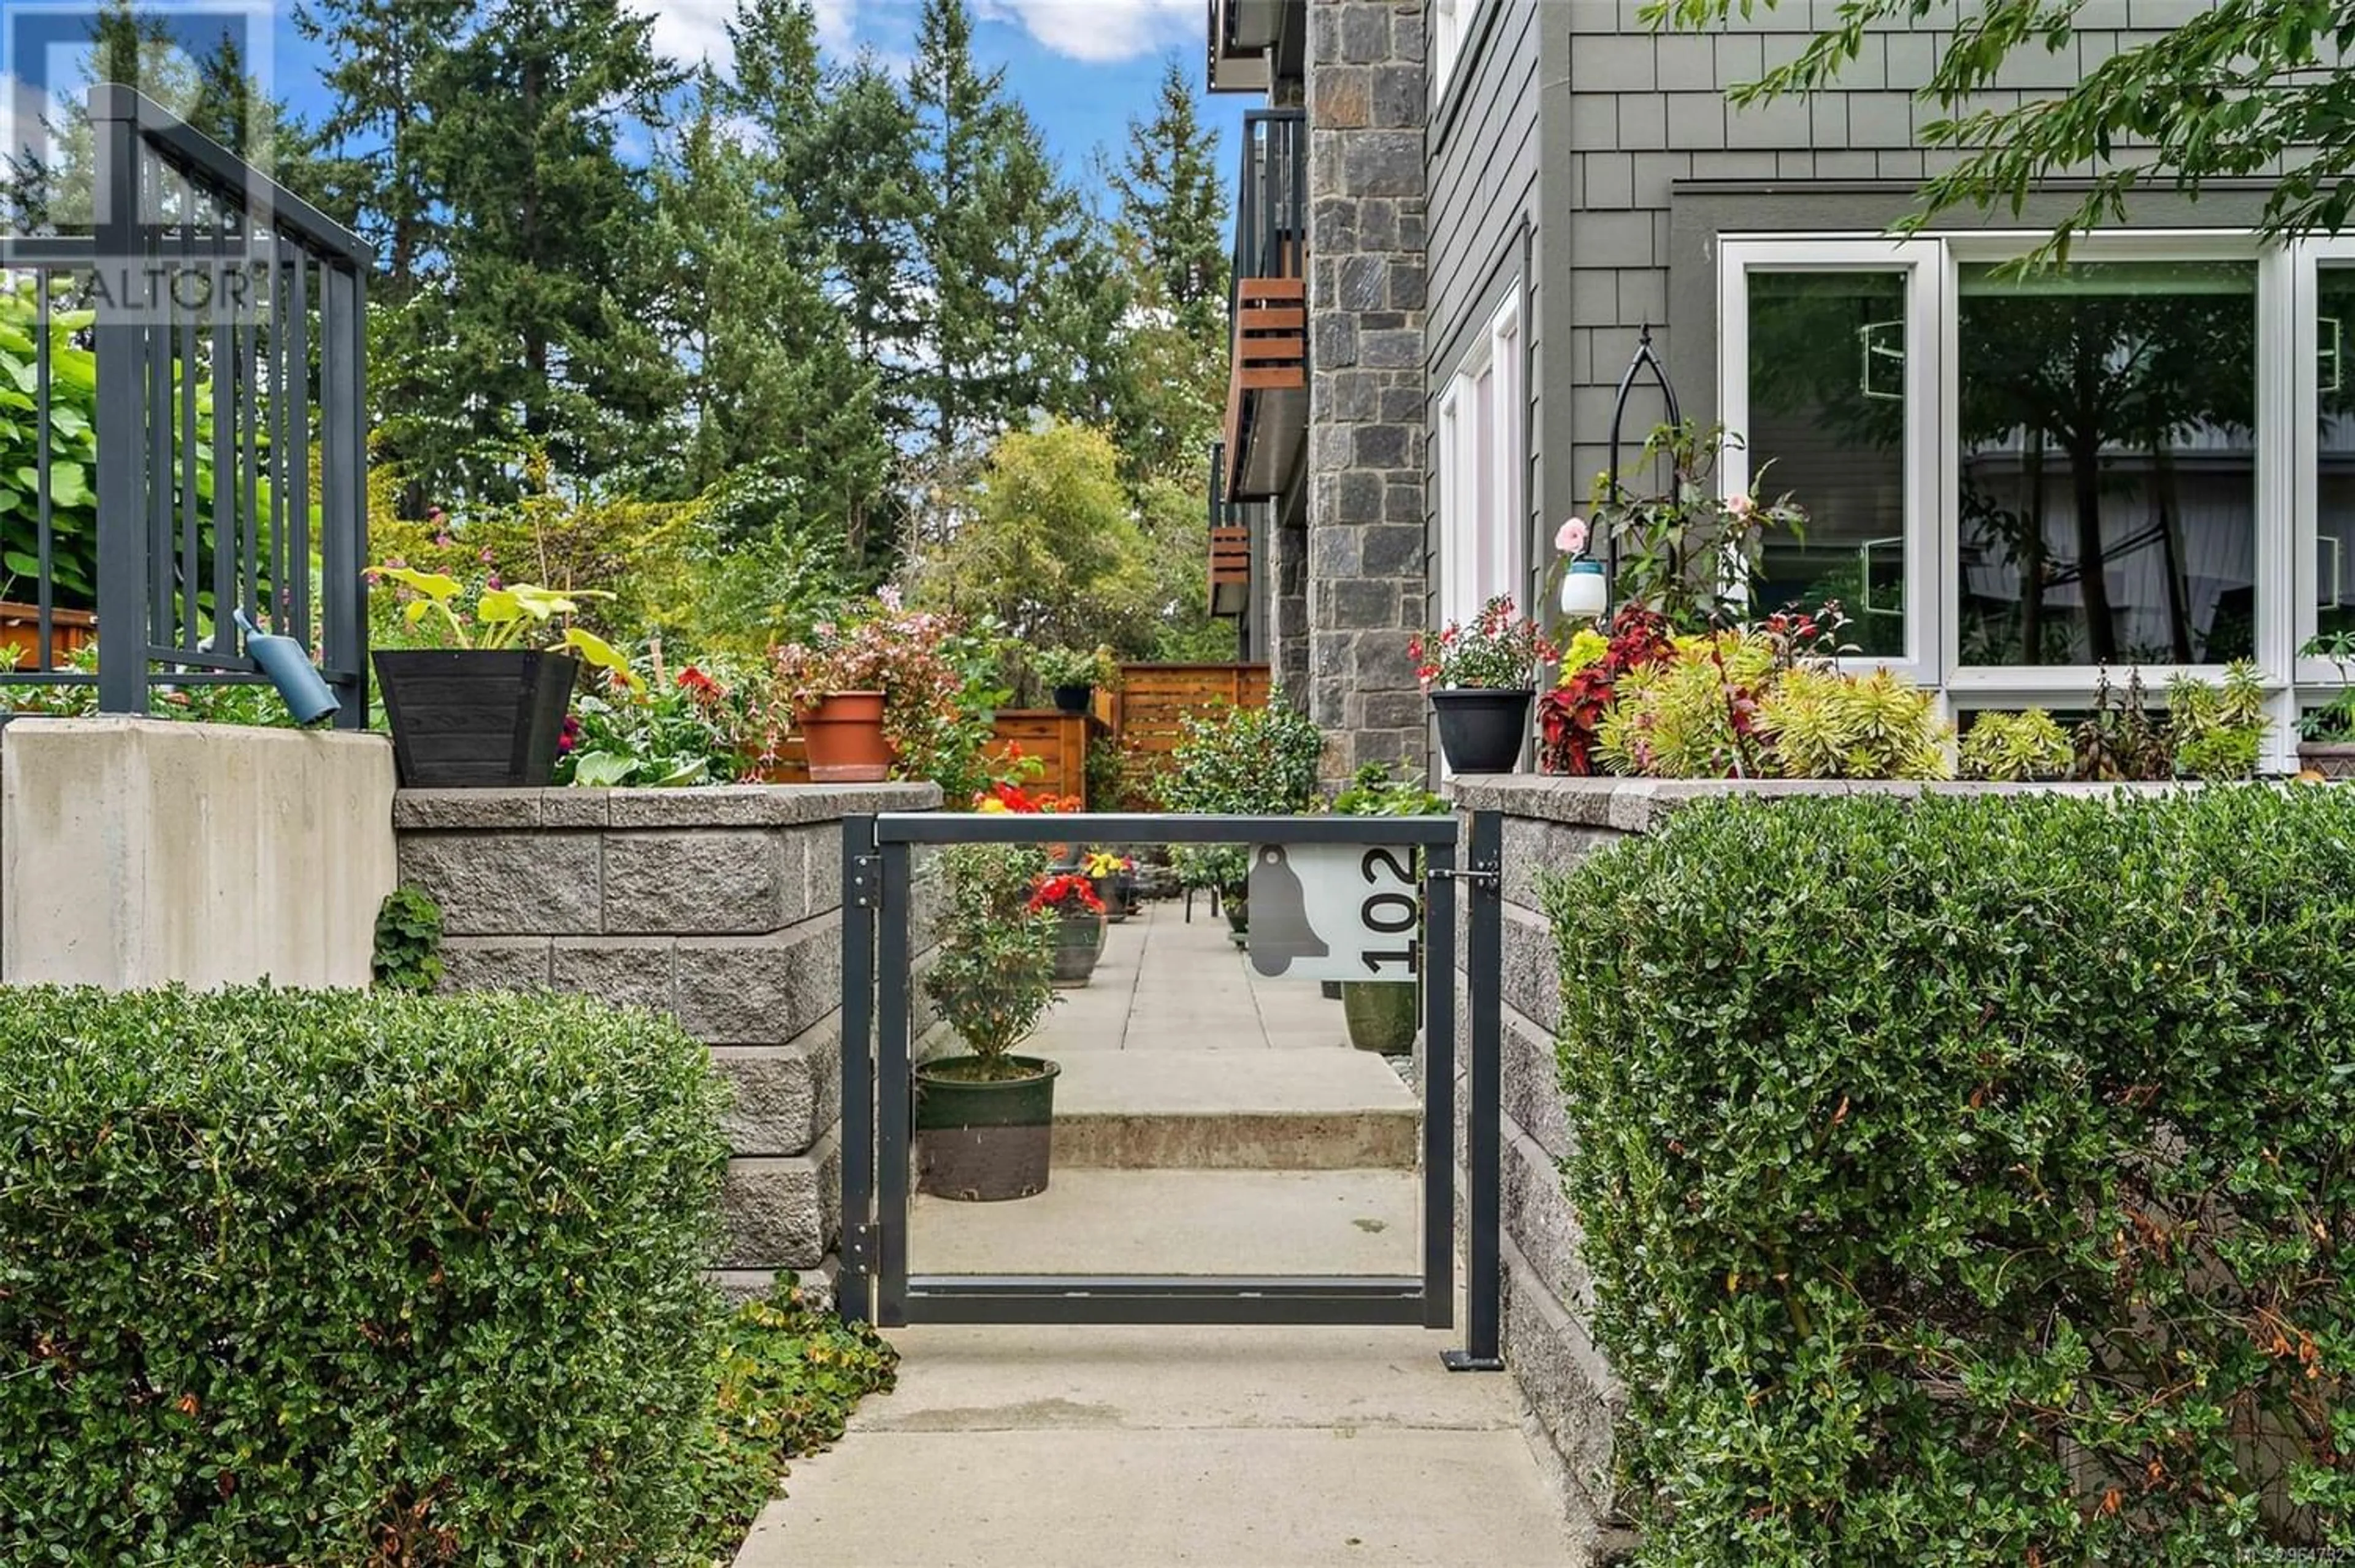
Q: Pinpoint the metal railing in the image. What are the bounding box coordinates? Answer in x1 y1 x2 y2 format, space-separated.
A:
1231 108 1305 299
0 86 370 725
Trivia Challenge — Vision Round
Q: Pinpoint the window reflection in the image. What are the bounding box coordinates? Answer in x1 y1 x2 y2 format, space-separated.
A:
1956 261 2257 666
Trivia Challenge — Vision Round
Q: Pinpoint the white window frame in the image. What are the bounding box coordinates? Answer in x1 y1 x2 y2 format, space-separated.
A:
1430 0 1467 105
1721 229 2303 767
1438 289 1523 632
1718 237 1945 693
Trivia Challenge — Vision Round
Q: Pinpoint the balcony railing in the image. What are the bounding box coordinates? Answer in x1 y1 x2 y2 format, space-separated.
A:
1223 109 1308 503
1208 440 1252 618
0 86 370 724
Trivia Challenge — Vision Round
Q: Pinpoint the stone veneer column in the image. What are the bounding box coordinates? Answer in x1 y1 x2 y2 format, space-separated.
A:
393 782 940 1301
1306 0 1429 780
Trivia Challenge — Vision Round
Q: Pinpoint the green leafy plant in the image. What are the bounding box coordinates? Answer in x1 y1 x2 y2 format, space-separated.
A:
1758 665 1951 781
2168 660 2272 780
0 986 732 1563
2071 667 2173 781
1591 421 1807 632
1956 709 2072 781
1330 762 1447 817
370 562 639 687
923 843 1061 1077
1548 790 2355 1564
1595 629 1783 778
2301 632 2355 743
766 592 995 794
370 886 444 993
1032 644 1119 691
1410 595 1559 690
1162 697 1323 893
683 1277 899 1559
562 658 762 788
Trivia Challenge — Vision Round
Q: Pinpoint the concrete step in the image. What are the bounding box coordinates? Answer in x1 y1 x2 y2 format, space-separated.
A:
1046 1048 1420 1169
909 1167 1422 1278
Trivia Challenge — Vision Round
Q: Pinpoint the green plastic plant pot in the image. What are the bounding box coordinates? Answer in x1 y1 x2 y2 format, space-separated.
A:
1050 912 1101 986
1341 980 1418 1054
914 1055 1059 1202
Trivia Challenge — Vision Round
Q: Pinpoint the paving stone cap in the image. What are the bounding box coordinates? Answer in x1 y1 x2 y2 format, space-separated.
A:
394 781 942 830
1447 774 2203 833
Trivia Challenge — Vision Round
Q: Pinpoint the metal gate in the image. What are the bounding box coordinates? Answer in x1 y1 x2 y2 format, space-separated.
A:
837 810 1504 1372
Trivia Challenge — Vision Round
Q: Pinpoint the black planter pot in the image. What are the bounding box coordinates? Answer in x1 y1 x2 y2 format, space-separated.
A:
1223 887 1249 949
915 1055 1059 1201
1430 687 1533 774
1052 683 1093 714
1342 980 1419 1053
1050 911 1102 986
375 649 580 788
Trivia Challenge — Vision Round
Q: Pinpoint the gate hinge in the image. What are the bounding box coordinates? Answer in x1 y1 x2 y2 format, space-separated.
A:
849 853 884 909
842 1221 874 1273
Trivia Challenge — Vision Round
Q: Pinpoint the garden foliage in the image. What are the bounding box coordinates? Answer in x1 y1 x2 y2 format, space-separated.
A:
1549 789 2353 1563
0 987 732 1564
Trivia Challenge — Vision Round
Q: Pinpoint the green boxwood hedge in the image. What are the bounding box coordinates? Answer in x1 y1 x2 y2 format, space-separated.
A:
0 987 732 1564
1549 789 2354 1564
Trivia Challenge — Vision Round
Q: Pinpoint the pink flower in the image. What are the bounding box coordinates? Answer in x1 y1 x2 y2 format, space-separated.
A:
1555 516 1589 555
1727 492 1756 520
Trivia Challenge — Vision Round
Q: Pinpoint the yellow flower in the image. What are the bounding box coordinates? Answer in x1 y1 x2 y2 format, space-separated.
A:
975 797 1010 814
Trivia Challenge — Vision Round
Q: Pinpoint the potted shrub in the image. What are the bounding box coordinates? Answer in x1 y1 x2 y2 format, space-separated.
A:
2299 633 2355 778
1412 596 1558 775
1031 871 1106 986
1035 644 1117 715
1331 765 1446 1053
917 843 1064 1201
370 565 637 788
2168 663 2271 780
1084 851 1136 924
768 593 967 784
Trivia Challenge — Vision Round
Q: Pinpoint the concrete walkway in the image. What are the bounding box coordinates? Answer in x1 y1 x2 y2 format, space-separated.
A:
735 897 1568 1566
732 1323 1571 1568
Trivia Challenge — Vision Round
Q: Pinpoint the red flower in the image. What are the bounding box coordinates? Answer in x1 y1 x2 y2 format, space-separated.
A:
1028 873 1105 915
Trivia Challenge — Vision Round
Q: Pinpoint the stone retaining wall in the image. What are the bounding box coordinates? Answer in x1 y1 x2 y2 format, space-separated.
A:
393 782 939 1297
1444 776 2181 1556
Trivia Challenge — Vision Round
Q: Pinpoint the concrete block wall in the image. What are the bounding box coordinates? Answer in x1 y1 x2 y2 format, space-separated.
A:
394 782 939 1292
0 717 396 989
1306 0 1430 781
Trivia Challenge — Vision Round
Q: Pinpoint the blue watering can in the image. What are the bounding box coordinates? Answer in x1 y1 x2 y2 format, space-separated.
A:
232 608 339 725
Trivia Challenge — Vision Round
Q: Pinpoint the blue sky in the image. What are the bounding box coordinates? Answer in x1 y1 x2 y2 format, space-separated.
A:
242 0 1253 212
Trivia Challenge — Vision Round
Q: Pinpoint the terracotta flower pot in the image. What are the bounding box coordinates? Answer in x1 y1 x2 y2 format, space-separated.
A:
798 690 892 782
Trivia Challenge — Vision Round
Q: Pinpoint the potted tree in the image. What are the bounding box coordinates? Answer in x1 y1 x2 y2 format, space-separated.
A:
1031 871 1107 987
370 566 638 788
2299 633 2355 778
1331 764 1446 1054
917 843 1065 1201
1412 596 1558 775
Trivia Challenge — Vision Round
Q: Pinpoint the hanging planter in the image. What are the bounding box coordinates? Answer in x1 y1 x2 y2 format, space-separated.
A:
797 690 892 782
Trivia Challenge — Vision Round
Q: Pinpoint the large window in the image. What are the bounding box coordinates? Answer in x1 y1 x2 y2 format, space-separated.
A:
1438 291 1523 629
1721 234 2321 765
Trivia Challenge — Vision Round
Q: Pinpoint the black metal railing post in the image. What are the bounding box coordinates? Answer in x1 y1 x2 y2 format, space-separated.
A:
1446 810 1506 1371
838 818 879 1326
91 89 147 715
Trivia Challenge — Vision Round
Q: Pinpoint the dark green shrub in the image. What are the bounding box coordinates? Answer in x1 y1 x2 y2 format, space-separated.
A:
1548 789 2355 1564
0 986 731 1564
372 885 446 993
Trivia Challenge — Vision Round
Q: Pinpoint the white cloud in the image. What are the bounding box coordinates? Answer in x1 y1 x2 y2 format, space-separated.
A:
811 0 860 55
643 0 739 71
975 0 1195 63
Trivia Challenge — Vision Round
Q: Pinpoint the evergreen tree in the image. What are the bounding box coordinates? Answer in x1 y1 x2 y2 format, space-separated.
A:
649 101 889 565
1101 57 1230 480
906 0 1087 456
391 0 683 496
802 54 924 461
294 0 465 288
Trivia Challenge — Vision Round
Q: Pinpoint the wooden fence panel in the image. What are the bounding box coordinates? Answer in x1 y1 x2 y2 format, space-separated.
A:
988 710 1098 806
1115 663 1272 762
